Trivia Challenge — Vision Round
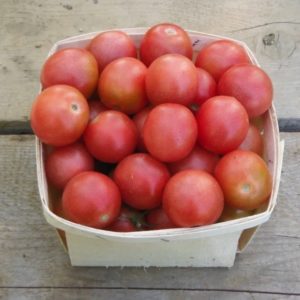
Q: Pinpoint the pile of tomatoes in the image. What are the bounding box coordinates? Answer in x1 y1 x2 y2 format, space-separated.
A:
30 23 273 232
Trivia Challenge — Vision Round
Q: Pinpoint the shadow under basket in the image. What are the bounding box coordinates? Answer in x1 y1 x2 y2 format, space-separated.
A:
35 28 284 267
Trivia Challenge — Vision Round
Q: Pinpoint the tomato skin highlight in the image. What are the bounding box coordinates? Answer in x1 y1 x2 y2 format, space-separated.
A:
163 170 224 227
214 150 272 210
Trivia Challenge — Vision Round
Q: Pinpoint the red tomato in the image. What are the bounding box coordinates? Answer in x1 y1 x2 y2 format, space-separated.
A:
146 207 176 230
83 111 137 163
168 145 219 175
107 207 140 232
30 85 89 146
45 143 94 189
196 96 249 154
238 124 263 156
140 23 193 66
218 64 273 117
163 170 224 227
113 153 170 210
88 99 107 121
143 103 198 162
88 31 137 72
214 150 272 210
195 39 251 81
132 106 151 152
62 171 121 228
193 68 217 107
218 205 253 222
40 48 98 98
145 54 198 106
98 57 148 115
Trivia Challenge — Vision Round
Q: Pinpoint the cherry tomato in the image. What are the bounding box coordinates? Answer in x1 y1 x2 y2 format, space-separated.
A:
146 54 198 106
113 153 170 210
195 39 251 81
88 99 107 122
238 124 263 156
218 206 253 222
98 57 148 114
140 23 193 66
132 106 151 152
193 68 217 107
168 145 219 175
83 111 138 163
196 96 249 154
31 85 89 146
145 207 176 230
40 48 98 98
214 150 272 210
62 171 121 228
45 143 94 189
163 170 224 227
88 31 137 72
218 64 273 117
143 103 198 162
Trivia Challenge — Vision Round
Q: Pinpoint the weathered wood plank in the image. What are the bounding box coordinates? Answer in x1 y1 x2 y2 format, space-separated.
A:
0 0 300 127
0 133 299 293
1 288 299 300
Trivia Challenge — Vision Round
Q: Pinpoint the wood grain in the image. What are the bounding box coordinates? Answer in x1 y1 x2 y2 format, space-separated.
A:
0 133 299 296
0 0 300 127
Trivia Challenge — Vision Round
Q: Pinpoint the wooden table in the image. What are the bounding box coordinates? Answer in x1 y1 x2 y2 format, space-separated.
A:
1 1 299 299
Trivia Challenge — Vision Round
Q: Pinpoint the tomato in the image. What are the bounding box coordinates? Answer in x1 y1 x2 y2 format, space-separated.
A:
196 96 249 154
168 145 219 175
195 39 251 81
45 143 94 189
88 31 137 72
113 153 170 210
83 111 137 163
30 85 89 146
98 57 147 115
218 206 253 222
143 103 198 162
163 170 224 227
40 48 98 98
140 23 193 67
145 54 198 106
193 68 217 107
238 124 263 155
88 99 107 121
145 207 176 230
218 64 273 117
62 171 121 228
214 150 272 210
132 106 151 152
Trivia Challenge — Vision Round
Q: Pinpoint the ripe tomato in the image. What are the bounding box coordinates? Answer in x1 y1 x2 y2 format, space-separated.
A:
143 103 198 162
196 96 249 154
163 170 224 227
88 31 137 72
195 39 251 81
88 99 107 121
132 106 151 152
98 57 148 115
62 171 121 228
140 23 193 66
31 85 89 146
218 64 273 117
218 205 253 222
145 54 198 106
214 150 272 210
40 48 98 98
83 111 137 163
45 143 94 189
238 124 263 155
168 145 219 175
113 153 170 210
193 68 217 107
145 207 176 230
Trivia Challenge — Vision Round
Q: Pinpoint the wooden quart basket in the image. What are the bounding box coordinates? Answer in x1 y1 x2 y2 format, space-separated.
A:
36 28 284 267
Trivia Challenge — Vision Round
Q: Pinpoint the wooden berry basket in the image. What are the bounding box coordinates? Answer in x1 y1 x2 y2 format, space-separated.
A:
35 28 284 267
